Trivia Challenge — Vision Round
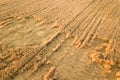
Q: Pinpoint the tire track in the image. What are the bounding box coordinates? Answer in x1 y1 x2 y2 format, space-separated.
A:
0 0 97 79
0 0 119 80
0 0 115 79
23 0 96 67
72 0 113 48
22 0 110 77
22 0 98 73
39 1 116 78
71 0 110 45
78 1 117 48
0 0 76 39
0 0 93 41
0 0 80 40
89 4 119 42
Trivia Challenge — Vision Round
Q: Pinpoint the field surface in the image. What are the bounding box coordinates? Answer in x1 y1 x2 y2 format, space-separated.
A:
0 0 120 80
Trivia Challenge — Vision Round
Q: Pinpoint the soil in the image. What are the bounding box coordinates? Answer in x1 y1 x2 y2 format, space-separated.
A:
0 0 120 80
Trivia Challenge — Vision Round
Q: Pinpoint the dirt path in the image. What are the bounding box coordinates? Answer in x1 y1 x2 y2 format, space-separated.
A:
0 0 120 80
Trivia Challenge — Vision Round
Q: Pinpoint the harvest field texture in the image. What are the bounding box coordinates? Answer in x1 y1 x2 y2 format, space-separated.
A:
0 0 120 80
